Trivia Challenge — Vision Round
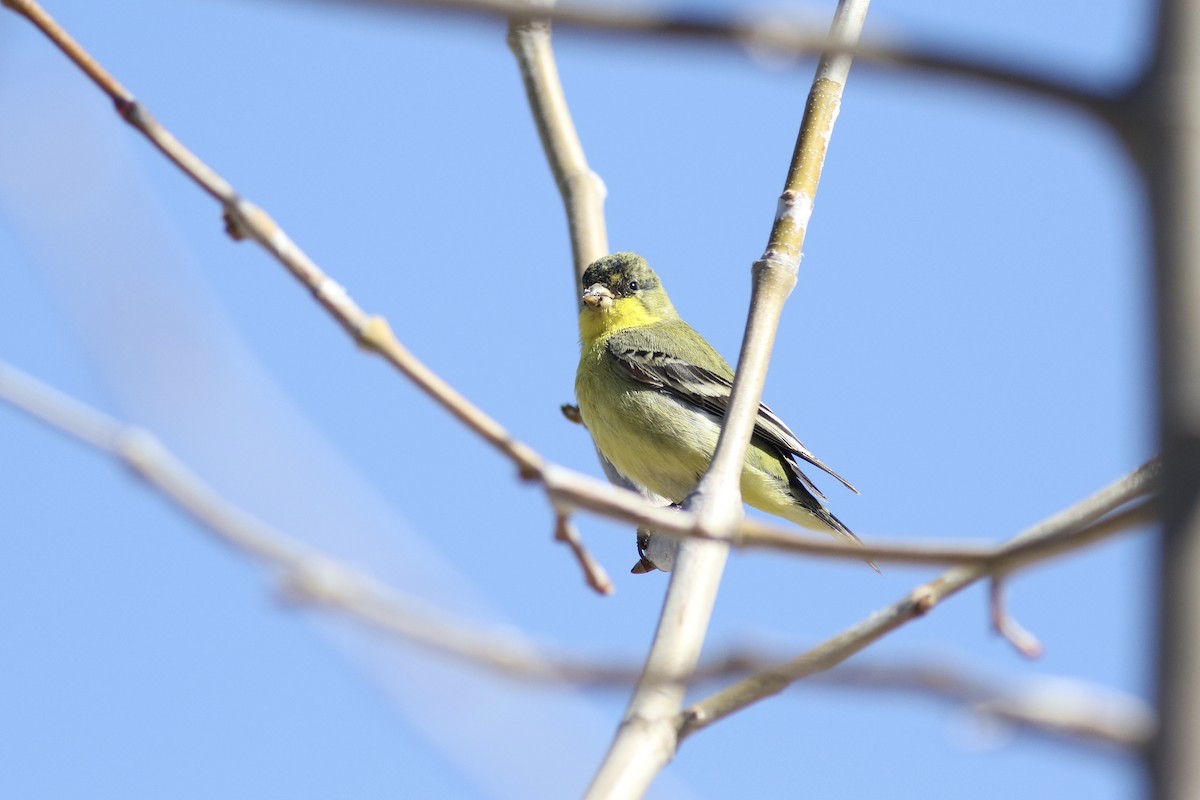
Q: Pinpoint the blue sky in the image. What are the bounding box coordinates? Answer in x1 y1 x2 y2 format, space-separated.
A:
0 1 1155 798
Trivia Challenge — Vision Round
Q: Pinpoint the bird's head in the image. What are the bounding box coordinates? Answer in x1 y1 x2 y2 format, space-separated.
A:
579 252 677 341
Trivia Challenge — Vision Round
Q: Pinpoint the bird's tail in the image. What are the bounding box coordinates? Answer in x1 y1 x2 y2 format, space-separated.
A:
782 467 880 574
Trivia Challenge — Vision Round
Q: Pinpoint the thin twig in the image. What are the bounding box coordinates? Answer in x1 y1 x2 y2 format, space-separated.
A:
736 517 990 563
989 579 1045 658
554 512 614 596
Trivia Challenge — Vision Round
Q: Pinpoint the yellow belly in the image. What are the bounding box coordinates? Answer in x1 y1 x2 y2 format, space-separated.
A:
575 346 829 532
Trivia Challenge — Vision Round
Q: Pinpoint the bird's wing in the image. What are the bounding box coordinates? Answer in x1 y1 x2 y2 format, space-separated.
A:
606 335 857 497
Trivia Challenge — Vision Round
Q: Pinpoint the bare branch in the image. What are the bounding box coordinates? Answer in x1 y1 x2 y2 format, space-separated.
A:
286 0 1117 120
2 0 547 473
986 456 1159 574
0 361 542 673
547 457 1156 569
554 512 614 596
694 0 869 526
679 462 1158 738
989 580 1045 659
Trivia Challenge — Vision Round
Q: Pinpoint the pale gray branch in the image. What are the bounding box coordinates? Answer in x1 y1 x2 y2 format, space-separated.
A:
679 462 1158 739
0 362 564 676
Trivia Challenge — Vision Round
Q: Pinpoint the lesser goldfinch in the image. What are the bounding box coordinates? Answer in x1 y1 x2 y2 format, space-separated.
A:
574 252 865 573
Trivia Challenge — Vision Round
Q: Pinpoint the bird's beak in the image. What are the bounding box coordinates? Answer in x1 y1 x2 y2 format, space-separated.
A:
581 283 615 311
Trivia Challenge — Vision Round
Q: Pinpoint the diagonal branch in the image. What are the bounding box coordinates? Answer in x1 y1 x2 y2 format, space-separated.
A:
679 460 1159 739
0 361 553 676
1 0 548 478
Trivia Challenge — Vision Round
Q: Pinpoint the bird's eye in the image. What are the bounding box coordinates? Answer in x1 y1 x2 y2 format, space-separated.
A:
627 280 639 292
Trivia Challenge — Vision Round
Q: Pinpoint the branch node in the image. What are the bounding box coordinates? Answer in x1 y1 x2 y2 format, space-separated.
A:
112 94 138 121
562 168 608 200
280 559 360 607
676 706 707 737
355 315 394 354
505 12 550 42
114 427 162 477
908 585 938 615
222 198 251 241
513 445 545 481
753 250 801 276
774 188 814 231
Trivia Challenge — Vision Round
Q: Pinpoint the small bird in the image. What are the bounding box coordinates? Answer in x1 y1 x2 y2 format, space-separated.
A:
573 252 866 573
